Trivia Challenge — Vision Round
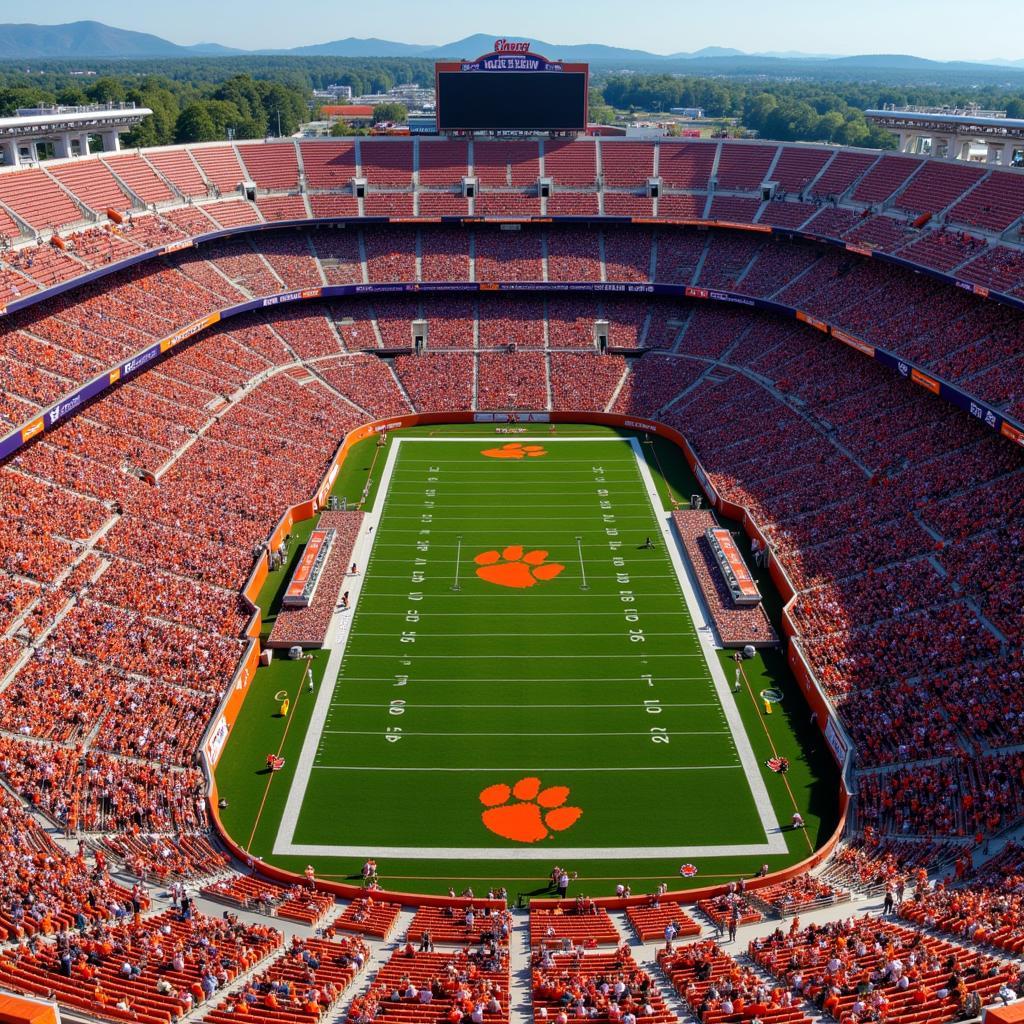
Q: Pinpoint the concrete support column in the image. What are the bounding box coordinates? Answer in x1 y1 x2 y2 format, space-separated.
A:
100 130 121 153
0 139 18 166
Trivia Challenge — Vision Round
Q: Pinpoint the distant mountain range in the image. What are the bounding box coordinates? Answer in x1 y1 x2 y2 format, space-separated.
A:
2 20 1024 71
0 21 243 58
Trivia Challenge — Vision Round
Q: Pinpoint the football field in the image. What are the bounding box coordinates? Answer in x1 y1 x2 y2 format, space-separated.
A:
271 434 786 863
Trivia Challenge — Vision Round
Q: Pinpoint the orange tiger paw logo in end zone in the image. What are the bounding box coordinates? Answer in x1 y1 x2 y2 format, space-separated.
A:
474 546 565 588
481 443 547 459
480 777 582 843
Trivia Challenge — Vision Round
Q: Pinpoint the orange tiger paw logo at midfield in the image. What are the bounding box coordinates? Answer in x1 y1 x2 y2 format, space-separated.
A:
474 546 565 588
481 443 547 459
479 777 583 843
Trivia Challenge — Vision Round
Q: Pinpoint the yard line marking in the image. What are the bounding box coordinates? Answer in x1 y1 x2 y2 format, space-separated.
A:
351 610 701 615
381 514 658 521
246 655 311 850
328 701 719 708
575 535 589 591
386 492 654 500
329 677 712 683
737 658 816 855
348 631 700 638
360 591 687 597
321 730 731 737
341 652 706 659
343 573 691 579
451 534 463 592
311 764 744 772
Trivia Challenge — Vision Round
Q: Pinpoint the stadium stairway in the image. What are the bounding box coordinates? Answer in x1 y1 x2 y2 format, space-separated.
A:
508 908 536 1024
337 906 416 1017
606 908 693 1024
0 514 117 690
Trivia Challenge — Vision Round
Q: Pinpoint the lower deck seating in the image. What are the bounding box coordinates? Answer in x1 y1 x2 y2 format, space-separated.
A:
749 916 1013 1024
329 897 402 940
203 934 368 1024
529 908 620 949
660 940 812 1024
348 947 509 1024
201 875 335 925
753 873 851 915
532 948 676 1024
407 906 512 946
697 894 763 930
99 831 230 881
0 909 281 1024
625 901 702 943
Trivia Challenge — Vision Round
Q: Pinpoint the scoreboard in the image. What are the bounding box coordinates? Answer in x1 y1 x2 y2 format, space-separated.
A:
436 41 588 133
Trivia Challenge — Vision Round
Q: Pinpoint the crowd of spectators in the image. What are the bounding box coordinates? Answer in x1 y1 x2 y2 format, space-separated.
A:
208 934 368 1022
476 353 547 410
201 877 335 927
477 296 545 349
348 946 508 1024
547 296 599 348
546 227 602 282
659 940 802 1023
532 948 674 1023
749 915 1014 1023
474 228 543 281
856 754 1024 839
549 353 625 411
0 907 281 1023
393 354 474 411
100 832 230 882
898 842 1024 955
754 874 850 915
0 786 142 941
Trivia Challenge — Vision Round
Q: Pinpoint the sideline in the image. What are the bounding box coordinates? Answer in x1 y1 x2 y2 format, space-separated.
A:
272 436 402 856
630 436 787 855
246 655 311 850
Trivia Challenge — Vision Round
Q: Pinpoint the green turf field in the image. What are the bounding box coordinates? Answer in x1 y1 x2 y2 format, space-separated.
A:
214 424 839 896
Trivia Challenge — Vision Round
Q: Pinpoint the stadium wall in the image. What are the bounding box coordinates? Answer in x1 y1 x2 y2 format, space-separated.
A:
198 408 852 908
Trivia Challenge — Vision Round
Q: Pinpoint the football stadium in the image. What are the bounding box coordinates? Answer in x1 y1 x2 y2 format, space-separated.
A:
0 18 1024 1024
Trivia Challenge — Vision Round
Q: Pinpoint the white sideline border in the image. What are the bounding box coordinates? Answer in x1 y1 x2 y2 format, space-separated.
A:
274 436 787 860
628 436 785 854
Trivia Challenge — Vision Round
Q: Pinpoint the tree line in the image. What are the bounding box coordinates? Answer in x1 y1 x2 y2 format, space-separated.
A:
597 73 1024 147
0 56 435 145
1 56 1024 148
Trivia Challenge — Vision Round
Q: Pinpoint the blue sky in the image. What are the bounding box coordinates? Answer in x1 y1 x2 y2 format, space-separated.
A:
2 0 1022 61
